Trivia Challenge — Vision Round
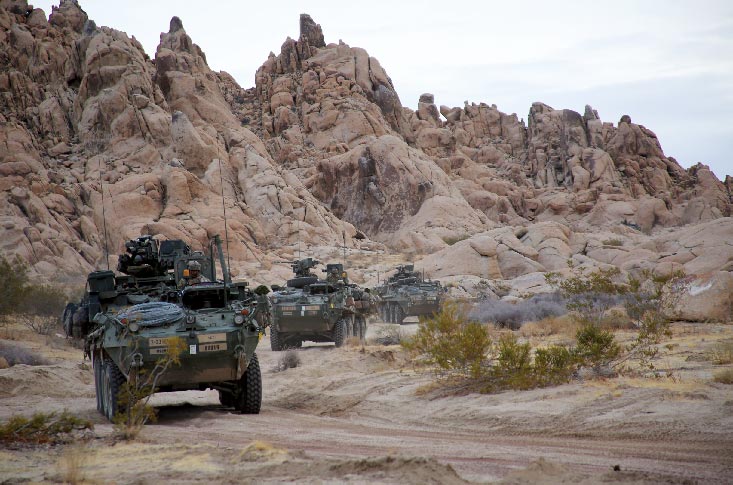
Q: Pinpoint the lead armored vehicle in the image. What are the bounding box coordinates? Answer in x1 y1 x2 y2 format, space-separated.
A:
86 235 268 420
375 264 443 324
268 259 364 350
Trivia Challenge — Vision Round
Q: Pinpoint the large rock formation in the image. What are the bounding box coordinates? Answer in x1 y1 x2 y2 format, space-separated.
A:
0 3 731 287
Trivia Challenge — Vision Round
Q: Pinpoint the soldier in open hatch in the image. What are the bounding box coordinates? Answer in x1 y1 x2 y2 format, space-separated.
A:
178 260 209 287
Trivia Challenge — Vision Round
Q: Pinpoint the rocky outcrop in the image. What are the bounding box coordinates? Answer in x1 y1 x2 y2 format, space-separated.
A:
0 3 730 286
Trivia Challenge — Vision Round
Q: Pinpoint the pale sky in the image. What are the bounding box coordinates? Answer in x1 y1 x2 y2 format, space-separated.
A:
33 0 733 180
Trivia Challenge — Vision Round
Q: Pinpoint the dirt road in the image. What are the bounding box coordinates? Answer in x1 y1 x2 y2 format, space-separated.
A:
1 322 732 483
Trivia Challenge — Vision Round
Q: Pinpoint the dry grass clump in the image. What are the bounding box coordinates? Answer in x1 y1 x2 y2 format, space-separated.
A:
275 350 301 372
57 445 91 484
712 368 733 384
709 341 733 365
519 315 578 338
345 336 363 348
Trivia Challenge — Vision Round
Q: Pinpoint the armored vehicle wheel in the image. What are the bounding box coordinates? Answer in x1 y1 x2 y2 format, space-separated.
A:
218 390 235 408
388 304 396 324
394 305 405 325
270 324 283 351
347 315 355 338
236 353 261 414
93 354 104 412
103 357 126 421
332 318 346 347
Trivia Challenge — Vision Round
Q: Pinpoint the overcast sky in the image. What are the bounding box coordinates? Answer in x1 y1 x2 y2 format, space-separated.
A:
34 0 733 180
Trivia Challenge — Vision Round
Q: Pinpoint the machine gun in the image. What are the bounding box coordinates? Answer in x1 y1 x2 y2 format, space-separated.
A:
274 258 322 289
117 235 192 278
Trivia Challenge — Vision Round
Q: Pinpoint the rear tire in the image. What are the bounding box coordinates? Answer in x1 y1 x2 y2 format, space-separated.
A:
270 324 283 351
62 303 77 337
332 318 346 347
237 353 261 414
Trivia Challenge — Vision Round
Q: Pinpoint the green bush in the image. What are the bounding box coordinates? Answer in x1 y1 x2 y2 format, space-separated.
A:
403 302 492 379
574 323 620 369
0 255 29 318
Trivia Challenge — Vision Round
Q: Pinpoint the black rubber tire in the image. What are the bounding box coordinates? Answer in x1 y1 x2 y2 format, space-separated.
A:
332 318 346 348
103 357 126 421
395 305 405 325
237 353 262 414
388 304 395 324
270 324 283 351
93 353 103 413
218 390 234 408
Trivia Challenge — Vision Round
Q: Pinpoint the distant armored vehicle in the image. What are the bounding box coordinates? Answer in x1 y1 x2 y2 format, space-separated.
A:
86 235 267 420
62 235 212 339
374 264 443 324
268 259 369 350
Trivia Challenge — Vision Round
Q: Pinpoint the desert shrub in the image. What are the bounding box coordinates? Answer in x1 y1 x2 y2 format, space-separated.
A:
403 302 492 379
533 346 576 385
114 337 187 440
0 255 29 319
469 293 567 330
712 368 733 384
0 411 93 445
709 341 733 365
519 315 578 337
574 324 620 369
58 445 90 484
442 234 470 246
0 340 50 366
602 238 624 247
276 350 301 371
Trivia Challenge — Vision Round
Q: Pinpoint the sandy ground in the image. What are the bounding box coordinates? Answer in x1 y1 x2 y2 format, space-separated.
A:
1 320 732 484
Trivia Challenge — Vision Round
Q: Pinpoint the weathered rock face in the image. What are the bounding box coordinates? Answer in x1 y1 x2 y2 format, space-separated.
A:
0 3 731 286
666 272 733 323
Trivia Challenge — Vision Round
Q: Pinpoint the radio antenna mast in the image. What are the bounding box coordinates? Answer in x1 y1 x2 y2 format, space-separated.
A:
217 152 231 283
98 153 109 270
342 231 346 267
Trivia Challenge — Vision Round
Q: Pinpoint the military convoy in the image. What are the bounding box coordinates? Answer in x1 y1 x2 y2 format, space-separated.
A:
374 264 443 324
268 259 374 350
74 234 268 420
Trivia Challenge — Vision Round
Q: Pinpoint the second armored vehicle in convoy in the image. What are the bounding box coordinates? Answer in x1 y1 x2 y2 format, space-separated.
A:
268 259 371 350
84 235 269 420
374 264 443 324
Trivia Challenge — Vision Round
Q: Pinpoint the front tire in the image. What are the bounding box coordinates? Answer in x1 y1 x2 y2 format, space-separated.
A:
332 318 346 347
103 357 125 421
237 353 261 414
395 305 405 325
93 353 104 413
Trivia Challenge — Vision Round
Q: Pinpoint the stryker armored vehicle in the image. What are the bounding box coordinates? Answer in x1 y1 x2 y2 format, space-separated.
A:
268 259 368 350
62 235 212 339
374 264 443 324
86 235 267 420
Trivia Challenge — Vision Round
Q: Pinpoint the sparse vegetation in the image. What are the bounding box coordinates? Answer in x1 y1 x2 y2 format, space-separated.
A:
403 303 577 391
469 293 567 330
709 341 733 365
712 368 733 384
58 445 91 484
0 253 68 335
113 337 187 440
276 350 302 371
0 411 93 445
602 238 624 247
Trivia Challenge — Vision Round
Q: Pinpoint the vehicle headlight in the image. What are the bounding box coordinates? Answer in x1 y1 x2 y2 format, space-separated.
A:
186 314 196 324
128 322 140 332
234 314 245 325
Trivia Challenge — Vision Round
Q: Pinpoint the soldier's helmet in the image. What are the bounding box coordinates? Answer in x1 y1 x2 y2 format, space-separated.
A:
188 260 202 271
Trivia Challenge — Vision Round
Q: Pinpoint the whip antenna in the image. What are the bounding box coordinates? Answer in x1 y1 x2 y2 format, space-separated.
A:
98 156 109 270
217 153 231 283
